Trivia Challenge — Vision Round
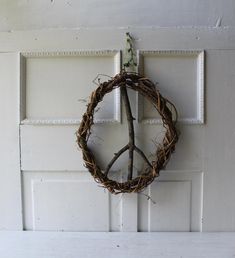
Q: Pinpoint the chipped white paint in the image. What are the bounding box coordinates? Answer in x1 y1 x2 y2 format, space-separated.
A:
215 17 222 28
1 28 235 52
0 0 235 30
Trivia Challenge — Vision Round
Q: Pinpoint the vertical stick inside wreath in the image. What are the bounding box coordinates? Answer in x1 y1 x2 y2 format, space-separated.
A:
104 33 153 182
77 34 178 193
122 33 137 180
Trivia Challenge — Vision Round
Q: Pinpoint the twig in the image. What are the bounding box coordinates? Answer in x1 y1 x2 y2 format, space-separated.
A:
134 146 152 168
138 192 156 204
104 144 129 176
121 86 135 180
76 72 179 194
92 74 113 86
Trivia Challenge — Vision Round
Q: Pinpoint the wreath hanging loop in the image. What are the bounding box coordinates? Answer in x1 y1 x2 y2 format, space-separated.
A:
76 71 179 194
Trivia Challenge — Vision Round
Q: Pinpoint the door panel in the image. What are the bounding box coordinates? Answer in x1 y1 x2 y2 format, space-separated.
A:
138 50 204 124
20 48 204 232
22 172 110 231
138 171 203 232
20 51 121 124
1 29 234 232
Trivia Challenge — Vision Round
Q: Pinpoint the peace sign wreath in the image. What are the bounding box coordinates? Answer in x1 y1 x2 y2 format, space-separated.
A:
76 71 179 194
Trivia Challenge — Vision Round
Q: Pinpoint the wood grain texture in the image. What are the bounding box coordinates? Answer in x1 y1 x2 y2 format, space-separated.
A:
202 50 235 231
1 28 235 52
1 1 235 30
0 232 235 258
0 53 22 230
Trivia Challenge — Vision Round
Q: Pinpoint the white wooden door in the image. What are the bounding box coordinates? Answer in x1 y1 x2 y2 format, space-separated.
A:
1 28 235 233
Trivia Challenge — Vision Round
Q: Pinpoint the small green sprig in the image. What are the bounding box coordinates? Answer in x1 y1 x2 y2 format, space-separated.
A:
123 32 137 71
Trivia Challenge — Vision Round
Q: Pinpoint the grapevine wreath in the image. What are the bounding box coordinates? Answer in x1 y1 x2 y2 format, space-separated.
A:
76 71 179 194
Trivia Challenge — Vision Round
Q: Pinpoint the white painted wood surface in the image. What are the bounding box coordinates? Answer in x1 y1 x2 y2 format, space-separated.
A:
203 50 235 231
20 50 121 125
22 172 111 231
138 171 203 232
0 28 235 238
1 28 235 52
138 50 204 124
0 232 235 258
19 44 205 232
0 0 235 30
0 53 22 230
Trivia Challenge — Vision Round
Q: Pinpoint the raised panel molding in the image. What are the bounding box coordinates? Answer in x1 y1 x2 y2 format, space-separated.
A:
32 180 109 231
22 171 203 233
20 50 121 125
21 50 119 58
137 50 204 124
138 171 203 232
149 181 191 231
22 171 123 232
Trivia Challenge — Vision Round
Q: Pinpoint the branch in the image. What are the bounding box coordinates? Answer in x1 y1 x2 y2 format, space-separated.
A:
134 146 153 169
121 86 135 180
104 144 129 176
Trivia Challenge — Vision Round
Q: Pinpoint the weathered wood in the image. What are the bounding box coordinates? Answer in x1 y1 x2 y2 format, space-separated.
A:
1 232 235 258
121 86 135 180
104 144 129 176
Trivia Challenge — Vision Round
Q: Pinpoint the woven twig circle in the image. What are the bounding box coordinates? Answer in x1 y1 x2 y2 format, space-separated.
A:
76 71 179 194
